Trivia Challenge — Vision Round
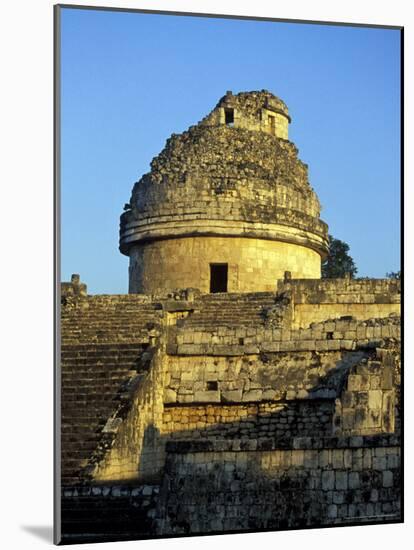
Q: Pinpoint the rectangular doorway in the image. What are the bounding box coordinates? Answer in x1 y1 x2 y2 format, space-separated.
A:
268 114 276 135
210 263 228 293
225 108 234 126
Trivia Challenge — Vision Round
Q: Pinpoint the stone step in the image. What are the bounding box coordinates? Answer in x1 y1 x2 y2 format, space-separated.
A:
61 343 146 350
61 353 142 360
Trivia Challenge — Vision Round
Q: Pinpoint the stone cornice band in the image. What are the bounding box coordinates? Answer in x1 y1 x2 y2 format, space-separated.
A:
120 218 329 258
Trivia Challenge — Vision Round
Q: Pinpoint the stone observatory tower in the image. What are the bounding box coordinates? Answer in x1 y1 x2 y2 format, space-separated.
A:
120 90 329 294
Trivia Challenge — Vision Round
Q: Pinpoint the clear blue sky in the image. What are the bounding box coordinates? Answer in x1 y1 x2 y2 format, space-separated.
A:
60 7 401 294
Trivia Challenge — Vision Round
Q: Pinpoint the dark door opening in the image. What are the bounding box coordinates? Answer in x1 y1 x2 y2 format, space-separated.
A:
268 114 276 135
210 263 228 293
225 108 234 126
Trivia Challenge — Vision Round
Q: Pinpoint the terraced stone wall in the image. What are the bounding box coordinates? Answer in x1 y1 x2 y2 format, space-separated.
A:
60 278 401 539
276 278 401 328
157 436 401 535
163 303 400 441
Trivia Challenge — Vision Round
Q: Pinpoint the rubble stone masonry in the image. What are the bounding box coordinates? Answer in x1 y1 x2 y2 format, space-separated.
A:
61 276 401 540
120 91 328 294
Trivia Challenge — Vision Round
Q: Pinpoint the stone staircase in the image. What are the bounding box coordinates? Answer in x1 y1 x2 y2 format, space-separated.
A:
180 292 277 328
61 343 149 485
61 295 165 485
62 295 163 345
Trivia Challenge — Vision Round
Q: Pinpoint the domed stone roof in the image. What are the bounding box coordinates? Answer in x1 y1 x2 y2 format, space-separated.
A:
120 90 328 259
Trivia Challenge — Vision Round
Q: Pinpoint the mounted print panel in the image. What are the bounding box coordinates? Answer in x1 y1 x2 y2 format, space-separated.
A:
55 4 402 544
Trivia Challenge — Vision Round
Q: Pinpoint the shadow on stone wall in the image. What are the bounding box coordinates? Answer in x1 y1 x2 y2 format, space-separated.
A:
60 345 400 542
156 435 401 536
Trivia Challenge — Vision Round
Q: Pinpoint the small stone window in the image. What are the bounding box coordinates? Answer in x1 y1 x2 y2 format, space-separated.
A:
210 263 228 293
326 332 334 340
225 108 234 127
268 114 276 135
207 381 218 391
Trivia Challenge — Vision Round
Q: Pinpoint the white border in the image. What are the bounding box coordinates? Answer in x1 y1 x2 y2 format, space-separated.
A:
1 1 410 548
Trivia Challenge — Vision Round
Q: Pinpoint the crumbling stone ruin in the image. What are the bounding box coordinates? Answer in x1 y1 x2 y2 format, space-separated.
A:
120 90 328 293
60 91 401 543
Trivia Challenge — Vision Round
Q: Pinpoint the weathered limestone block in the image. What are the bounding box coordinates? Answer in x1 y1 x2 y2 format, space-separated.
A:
164 389 177 403
194 390 221 403
334 349 397 437
222 390 243 402
242 389 263 402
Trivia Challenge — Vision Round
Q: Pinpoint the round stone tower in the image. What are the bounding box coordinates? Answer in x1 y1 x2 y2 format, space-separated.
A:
120 90 329 294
